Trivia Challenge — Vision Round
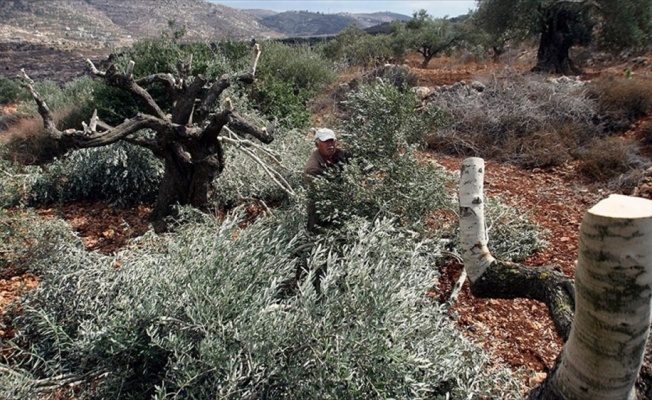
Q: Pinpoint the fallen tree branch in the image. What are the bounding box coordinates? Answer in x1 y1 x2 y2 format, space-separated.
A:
218 130 296 197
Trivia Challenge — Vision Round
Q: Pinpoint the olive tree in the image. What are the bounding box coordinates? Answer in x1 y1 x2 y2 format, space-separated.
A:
22 44 288 231
475 0 652 73
396 10 466 68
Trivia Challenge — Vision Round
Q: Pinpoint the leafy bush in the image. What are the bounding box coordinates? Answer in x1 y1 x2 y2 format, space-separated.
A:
308 83 452 229
1 209 522 399
27 140 162 207
100 32 253 125
587 76 652 133
317 26 396 67
0 159 38 207
0 76 28 107
16 77 96 120
254 42 336 128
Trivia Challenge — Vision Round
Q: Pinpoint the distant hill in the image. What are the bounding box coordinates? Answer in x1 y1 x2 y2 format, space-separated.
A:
247 10 410 37
0 0 281 50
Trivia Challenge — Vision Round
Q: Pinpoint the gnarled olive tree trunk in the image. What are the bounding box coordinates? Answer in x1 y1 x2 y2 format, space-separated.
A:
532 2 593 74
24 45 276 230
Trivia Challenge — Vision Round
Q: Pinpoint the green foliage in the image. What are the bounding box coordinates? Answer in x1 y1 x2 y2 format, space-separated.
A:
1 210 522 399
16 77 97 123
27 140 162 207
317 26 396 66
341 82 442 157
102 27 252 123
476 0 652 54
251 79 313 129
0 159 35 207
254 42 336 128
396 11 465 67
595 0 652 51
0 76 28 107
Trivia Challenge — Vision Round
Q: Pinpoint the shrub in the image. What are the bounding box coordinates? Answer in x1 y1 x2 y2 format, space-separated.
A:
27 140 162 207
317 26 396 67
254 42 336 128
1 209 522 399
0 159 40 209
577 136 640 181
587 76 652 133
0 77 28 107
307 83 452 228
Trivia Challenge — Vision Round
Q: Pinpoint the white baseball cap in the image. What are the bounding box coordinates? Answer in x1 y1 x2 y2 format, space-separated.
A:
314 128 336 142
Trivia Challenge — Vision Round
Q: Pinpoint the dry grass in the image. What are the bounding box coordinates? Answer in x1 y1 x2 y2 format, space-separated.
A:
588 76 652 133
0 108 74 165
425 71 597 169
577 136 639 181
642 122 652 145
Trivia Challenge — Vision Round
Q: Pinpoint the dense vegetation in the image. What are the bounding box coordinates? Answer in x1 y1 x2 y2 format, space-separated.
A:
1 8 652 398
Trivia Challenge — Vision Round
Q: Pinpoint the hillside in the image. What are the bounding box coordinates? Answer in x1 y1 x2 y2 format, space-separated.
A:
0 0 281 50
251 10 410 37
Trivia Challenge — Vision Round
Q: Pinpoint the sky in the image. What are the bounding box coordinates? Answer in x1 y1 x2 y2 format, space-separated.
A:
208 1 477 18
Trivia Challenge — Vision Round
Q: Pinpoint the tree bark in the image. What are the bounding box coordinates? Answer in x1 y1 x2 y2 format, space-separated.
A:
530 194 652 400
459 157 575 340
532 6 582 75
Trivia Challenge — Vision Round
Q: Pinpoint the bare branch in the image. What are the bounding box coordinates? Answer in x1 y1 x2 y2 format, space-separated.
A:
86 58 105 76
250 43 261 76
228 113 274 144
219 127 294 197
88 60 168 121
195 74 231 123
136 73 177 95
125 60 135 78
20 69 59 137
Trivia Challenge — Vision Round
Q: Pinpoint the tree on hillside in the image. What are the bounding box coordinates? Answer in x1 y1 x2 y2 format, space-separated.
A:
396 10 465 68
475 0 652 74
459 157 652 399
22 44 287 231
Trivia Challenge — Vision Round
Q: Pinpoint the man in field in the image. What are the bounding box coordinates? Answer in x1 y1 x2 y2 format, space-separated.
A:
302 127 352 232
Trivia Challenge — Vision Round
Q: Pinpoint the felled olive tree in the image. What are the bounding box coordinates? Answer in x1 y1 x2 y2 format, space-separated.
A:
23 44 290 230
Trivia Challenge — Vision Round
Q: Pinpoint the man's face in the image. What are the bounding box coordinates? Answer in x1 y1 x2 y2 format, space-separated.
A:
316 139 336 158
